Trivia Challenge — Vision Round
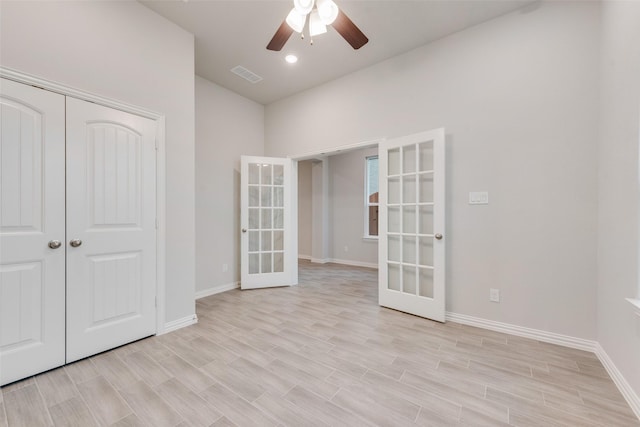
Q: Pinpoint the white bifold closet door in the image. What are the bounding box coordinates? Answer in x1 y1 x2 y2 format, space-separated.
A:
0 79 157 385
0 79 66 385
65 97 157 363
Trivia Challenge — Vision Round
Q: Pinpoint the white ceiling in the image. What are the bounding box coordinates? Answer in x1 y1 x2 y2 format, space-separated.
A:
141 0 532 105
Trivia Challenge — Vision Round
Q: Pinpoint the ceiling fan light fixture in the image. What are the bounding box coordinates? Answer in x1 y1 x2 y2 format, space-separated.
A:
309 10 327 37
293 0 314 16
316 0 338 25
285 8 306 33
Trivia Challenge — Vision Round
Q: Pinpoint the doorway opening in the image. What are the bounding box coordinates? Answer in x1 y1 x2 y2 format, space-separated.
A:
291 140 381 271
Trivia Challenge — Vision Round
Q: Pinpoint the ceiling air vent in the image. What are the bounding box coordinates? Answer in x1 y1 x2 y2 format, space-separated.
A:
230 66 263 84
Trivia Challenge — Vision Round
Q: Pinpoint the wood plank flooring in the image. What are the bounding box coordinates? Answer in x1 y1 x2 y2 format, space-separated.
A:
1 260 638 426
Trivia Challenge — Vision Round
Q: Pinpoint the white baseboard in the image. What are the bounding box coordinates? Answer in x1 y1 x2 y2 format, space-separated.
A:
300 256 378 269
595 343 640 419
162 314 198 334
195 282 240 299
328 258 379 269
446 312 639 420
445 312 597 352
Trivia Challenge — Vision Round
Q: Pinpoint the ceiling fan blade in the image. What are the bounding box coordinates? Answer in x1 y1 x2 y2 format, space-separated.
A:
267 20 294 51
331 9 368 50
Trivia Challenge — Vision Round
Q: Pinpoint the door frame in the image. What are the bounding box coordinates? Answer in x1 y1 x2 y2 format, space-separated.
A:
0 66 169 335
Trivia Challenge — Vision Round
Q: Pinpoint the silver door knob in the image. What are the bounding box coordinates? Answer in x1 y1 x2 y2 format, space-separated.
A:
69 239 82 247
435 233 443 240
48 240 62 249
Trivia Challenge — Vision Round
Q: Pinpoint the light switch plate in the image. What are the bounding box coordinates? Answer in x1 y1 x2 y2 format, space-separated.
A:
469 191 489 205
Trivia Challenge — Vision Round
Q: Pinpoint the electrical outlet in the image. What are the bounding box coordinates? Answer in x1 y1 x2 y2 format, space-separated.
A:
490 288 500 303
222 263 228 272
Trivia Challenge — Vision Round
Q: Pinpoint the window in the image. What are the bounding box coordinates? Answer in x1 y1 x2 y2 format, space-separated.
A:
365 156 379 237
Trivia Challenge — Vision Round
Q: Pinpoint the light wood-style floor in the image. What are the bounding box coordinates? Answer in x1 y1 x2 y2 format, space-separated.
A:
1 261 638 426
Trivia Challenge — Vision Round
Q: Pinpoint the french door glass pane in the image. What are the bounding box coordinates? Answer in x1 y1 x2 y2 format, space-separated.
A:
249 254 259 274
261 209 272 229
419 268 434 298
388 235 401 262
273 165 284 185
388 264 401 291
273 209 284 229
418 174 434 203
418 237 433 267
402 236 416 264
274 252 284 272
403 175 416 204
249 231 259 252
388 148 400 176
388 177 400 204
402 145 416 174
249 186 259 207
389 207 400 233
273 186 284 207
403 266 417 295
249 163 260 184
248 208 259 229
402 205 416 234
261 164 272 185
261 253 272 273
246 161 287 277
273 230 284 250
418 206 434 235
261 186 272 207
261 231 272 251
418 141 433 172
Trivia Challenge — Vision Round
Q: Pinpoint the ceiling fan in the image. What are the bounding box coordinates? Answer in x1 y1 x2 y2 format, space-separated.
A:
267 0 368 51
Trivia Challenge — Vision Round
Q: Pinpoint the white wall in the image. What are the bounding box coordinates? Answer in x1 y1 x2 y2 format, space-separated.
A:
329 148 378 266
195 76 264 293
0 1 196 324
266 1 601 339
597 0 640 403
298 160 313 258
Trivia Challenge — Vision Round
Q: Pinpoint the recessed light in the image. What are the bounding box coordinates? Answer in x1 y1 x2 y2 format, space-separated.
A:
285 55 298 64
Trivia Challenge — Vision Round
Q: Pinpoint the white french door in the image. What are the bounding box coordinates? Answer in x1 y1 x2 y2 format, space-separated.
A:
240 156 296 289
378 129 446 322
65 97 157 362
0 79 66 385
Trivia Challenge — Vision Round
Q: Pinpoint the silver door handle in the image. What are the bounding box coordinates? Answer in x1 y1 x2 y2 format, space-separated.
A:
69 239 82 247
242 228 247 233
435 233 443 240
48 240 62 249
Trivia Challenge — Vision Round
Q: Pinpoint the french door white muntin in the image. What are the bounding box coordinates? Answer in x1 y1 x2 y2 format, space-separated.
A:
240 156 296 289
65 97 158 363
378 128 446 322
0 78 66 385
